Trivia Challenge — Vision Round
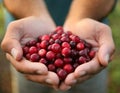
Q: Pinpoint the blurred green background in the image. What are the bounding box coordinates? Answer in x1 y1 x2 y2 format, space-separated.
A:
0 1 120 93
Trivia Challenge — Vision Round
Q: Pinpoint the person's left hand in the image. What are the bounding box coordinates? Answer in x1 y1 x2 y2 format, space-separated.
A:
59 18 115 90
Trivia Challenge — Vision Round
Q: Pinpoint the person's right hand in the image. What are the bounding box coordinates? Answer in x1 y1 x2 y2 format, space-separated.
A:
1 16 59 89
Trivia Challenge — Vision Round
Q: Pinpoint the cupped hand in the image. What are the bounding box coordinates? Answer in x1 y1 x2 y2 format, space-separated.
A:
1 16 59 88
59 18 115 90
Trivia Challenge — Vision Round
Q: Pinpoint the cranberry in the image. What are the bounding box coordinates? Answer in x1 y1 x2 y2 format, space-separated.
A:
55 39 62 44
89 50 96 58
78 56 86 64
62 42 71 49
39 58 48 65
55 26 63 33
70 41 76 48
48 64 56 71
56 53 62 58
54 58 64 67
63 57 72 64
57 69 68 80
38 49 47 57
26 40 37 46
61 37 70 42
63 64 74 74
25 53 31 60
49 38 54 44
41 34 50 41
22 46 29 55
69 35 80 43
66 31 72 36
30 53 40 62
46 51 55 60
36 42 41 50
40 40 49 49
76 42 85 50
51 43 61 53
62 47 71 57
29 46 38 54
52 34 60 40
71 49 78 57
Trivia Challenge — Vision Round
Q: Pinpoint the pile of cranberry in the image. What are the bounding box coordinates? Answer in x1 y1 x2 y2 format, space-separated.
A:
22 26 95 81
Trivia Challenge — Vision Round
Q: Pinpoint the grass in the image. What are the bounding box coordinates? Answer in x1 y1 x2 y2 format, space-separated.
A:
0 4 5 39
108 1 120 93
0 2 120 93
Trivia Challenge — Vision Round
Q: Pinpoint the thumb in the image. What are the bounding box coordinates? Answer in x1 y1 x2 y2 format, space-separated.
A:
97 26 115 67
1 38 23 61
1 22 23 60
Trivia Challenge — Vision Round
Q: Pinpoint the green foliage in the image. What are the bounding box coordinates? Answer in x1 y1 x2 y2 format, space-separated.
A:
108 1 120 93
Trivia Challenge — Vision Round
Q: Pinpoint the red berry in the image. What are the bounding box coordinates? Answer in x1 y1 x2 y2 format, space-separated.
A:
39 58 48 65
25 53 31 60
78 56 86 64
89 50 95 58
76 43 85 50
46 51 55 60
57 69 68 80
51 43 61 53
29 46 38 54
63 57 72 64
61 37 70 42
23 46 29 55
62 42 71 48
49 39 54 44
48 64 56 71
38 49 47 57
40 40 49 49
55 26 63 33
62 47 71 57
36 42 41 50
41 34 50 41
69 35 80 43
55 39 62 44
63 64 74 73
29 40 37 46
54 58 64 67
52 34 60 40
30 53 40 62
70 41 76 48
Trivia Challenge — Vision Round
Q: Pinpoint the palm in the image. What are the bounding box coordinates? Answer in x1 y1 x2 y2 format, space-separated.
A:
16 16 56 45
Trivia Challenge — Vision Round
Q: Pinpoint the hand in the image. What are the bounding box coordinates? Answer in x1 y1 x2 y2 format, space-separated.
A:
59 18 115 90
1 16 59 89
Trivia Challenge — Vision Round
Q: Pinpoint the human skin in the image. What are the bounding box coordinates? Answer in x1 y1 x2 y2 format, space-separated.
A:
1 0 115 91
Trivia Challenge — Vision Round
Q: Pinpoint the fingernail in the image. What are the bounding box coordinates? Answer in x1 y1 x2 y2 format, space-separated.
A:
11 48 18 59
45 79 53 85
36 70 42 74
66 86 71 90
105 54 109 63
79 71 87 77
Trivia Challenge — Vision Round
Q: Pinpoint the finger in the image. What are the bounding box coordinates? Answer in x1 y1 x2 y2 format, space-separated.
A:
6 53 48 74
25 71 59 88
97 25 115 66
59 82 71 91
77 74 92 83
1 22 23 60
74 57 104 78
64 73 76 86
